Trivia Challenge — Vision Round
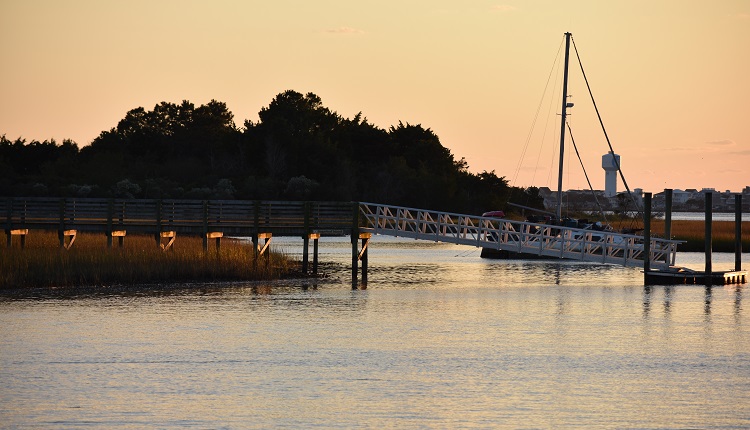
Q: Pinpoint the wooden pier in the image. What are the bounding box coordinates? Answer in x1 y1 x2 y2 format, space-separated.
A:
3 197 362 282
644 268 747 285
4 194 745 288
643 191 746 286
4 198 354 242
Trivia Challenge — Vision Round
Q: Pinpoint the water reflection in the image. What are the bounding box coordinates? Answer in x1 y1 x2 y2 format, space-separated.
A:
735 285 744 325
1 238 748 429
663 285 673 316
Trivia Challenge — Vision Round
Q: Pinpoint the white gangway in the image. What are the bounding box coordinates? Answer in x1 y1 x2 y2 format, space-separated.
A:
359 202 682 269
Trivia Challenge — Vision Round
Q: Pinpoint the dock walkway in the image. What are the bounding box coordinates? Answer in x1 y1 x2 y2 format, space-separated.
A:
359 202 682 270
7 198 741 285
4 197 355 249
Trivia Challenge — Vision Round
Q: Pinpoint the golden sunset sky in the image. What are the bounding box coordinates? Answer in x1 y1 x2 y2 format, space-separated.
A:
1 0 748 193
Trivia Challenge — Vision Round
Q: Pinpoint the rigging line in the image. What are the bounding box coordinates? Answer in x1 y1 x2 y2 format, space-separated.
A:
532 54 563 187
570 36 642 214
511 36 565 187
454 247 480 258
566 122 610 225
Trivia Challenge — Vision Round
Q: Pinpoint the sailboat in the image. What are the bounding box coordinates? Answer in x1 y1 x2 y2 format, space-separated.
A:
481 32 638 259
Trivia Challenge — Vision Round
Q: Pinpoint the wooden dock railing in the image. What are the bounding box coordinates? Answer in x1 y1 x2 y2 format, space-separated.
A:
4 197 357 249
359 202 683 269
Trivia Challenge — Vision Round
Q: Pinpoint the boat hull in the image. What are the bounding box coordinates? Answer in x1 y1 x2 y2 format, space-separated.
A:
480 247 560 260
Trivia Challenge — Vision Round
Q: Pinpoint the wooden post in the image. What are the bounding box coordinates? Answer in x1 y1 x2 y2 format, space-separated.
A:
7 229 28 249
107 198 114 248
109 231 126 249
664 188 673 239
5 198 11 248
302 236 310 274
302 202 310 274
202 201 208 251
361 233 369 286
58 198 66 249
160 231 176 251
61 230 77 250
643 192 652 280
735 194 742 272
351 203 359 289
313 234 319 276
253 201 260 269
155 200 163 248
6 197 13 248
206 232 223 254
264 234 271 269
252 233 272 267
705 192 712 286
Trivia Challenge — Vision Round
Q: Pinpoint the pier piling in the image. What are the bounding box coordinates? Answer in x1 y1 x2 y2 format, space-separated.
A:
705 192 712 286
645 191 746 286
643 192 652 279
361 233 370 286
664 189 673 264
736 194 743 272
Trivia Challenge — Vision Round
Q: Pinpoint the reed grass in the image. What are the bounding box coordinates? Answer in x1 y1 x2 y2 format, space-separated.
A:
0 231 298 289
650 219 750 252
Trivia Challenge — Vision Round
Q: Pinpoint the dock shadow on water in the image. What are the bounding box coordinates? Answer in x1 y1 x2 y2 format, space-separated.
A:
1 237 748 429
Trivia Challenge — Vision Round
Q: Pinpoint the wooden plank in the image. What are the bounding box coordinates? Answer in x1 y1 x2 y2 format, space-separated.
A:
62 229 77 250
159 231 176 250
6 228 29 249
256 233 272 256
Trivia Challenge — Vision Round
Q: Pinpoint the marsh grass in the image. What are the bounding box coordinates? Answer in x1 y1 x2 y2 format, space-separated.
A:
650 219 750 252
0 231 298 289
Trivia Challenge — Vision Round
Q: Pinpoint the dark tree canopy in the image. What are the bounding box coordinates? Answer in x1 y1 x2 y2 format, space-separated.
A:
0 91 543 215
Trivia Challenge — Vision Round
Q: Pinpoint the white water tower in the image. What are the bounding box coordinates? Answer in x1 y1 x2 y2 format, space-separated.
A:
602 151 620 197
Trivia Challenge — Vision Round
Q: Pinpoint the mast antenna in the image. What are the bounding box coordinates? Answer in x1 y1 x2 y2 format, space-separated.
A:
556 32 572 221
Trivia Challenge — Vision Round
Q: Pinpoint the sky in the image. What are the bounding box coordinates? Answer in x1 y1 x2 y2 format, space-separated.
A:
1 0 749 194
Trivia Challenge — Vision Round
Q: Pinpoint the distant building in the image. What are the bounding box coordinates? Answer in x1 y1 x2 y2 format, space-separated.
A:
602 152 620 197
535 186 749 213
671 189 691 205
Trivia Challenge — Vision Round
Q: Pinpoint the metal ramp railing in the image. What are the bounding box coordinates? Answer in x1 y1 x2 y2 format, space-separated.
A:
359 202 681 269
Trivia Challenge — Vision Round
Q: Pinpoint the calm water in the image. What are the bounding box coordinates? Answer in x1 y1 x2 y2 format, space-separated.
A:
1 237 748 429
669 212 748 221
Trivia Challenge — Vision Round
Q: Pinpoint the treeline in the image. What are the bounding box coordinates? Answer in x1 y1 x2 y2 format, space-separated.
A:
0 90 542 215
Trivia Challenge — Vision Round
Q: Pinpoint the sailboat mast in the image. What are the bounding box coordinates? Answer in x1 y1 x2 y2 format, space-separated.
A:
556 32 572 221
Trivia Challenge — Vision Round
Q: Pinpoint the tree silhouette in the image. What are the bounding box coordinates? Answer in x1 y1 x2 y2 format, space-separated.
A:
0 92 544 215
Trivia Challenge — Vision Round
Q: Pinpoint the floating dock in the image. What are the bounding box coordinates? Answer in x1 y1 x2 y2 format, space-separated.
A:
644 268 747 285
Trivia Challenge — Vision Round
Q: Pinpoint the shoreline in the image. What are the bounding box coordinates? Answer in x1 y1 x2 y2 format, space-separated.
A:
3 220 747 290
0 231 303 290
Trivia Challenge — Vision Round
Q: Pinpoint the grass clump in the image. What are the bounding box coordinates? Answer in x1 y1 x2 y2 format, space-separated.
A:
650 219 750 252
0 231 298 289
